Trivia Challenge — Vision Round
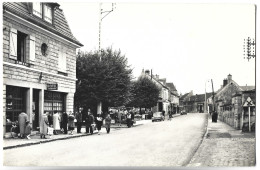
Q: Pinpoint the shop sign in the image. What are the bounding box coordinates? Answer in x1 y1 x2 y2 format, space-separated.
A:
47 83 58 90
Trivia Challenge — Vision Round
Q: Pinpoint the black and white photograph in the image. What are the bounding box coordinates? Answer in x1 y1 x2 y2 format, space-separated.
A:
1 0 258 168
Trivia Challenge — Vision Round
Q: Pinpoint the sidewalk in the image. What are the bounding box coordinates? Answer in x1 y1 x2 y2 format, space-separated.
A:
3 118 153 150
187 116 256 167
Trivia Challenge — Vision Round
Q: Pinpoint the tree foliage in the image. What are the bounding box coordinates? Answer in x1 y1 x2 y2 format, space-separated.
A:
128 76 160 109
75 48 133 112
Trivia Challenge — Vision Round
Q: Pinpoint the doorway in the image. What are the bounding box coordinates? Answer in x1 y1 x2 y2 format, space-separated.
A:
33 89 40 130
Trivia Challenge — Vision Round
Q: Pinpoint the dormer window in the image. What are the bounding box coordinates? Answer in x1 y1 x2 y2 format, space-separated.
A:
33 2 42 18
44 5 53 23
32 3 53 24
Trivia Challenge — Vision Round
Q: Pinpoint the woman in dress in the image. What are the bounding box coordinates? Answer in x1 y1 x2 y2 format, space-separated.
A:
40 112 49 139
53 111 61 135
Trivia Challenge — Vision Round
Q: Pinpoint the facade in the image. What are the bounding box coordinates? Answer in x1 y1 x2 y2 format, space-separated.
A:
166 83 179 114
179 91 193 112
141 70 179 115
214 74 255 130
3 2 83 136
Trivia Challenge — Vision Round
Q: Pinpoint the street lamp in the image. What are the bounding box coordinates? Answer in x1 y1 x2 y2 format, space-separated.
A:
98 2 116 60
97 2 116 115
204 80 210 113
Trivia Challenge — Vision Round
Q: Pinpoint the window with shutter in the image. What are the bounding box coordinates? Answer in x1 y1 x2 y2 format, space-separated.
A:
29 35 35 61
58 49 67 72
9 28 17 60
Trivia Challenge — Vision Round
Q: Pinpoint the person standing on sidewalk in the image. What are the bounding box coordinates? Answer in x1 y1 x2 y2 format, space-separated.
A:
76 111 83 133
85 110 94 134
118 109 122 126
18 112 28 139
24 120 32 140
126 112 132 128
40 112 49 139
96 113 103 135
68 113 75 135
62 112 68 134
53 111 60 135
105 113 112 133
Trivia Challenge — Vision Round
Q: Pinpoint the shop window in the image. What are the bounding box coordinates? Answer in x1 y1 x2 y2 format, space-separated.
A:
6 86 26 132
44 91 65 116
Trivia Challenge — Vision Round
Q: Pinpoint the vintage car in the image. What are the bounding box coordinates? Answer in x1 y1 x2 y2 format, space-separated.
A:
152 112 165 122
181 110 187 115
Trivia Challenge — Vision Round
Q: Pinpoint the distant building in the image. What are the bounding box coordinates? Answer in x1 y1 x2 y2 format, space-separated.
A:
214 74 255 130
3 2 83 137
140 69 180 114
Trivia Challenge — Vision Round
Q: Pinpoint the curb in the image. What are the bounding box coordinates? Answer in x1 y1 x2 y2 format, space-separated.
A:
3 132 97 150
3 123 145 150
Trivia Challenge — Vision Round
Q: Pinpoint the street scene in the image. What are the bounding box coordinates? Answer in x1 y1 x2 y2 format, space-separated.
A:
2 1 257 168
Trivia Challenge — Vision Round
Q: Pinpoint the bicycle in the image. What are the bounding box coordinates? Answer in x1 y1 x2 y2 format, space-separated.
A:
10 121 19 138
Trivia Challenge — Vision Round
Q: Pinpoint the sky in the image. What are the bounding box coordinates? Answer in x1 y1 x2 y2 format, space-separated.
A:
58 0 256 95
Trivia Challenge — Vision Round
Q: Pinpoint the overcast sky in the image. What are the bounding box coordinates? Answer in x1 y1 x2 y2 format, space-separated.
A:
58 0 256 95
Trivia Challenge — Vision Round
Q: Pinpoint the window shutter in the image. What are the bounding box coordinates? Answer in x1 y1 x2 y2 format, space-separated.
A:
9 28 17 60
29 35 35 61
58 50 66 72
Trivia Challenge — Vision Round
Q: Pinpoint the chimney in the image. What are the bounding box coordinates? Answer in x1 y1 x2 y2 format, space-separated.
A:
227 74 232 83
223 79 228 87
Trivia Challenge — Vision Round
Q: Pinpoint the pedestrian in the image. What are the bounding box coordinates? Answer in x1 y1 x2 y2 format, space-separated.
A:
47 112 53 127
130 110 135 126
126 112 132 128
96 113 103 135
40 112 49 139
68 113 75 135
18 112 28 139
24 120 32 140
62 112 68 134
105 113 112 133
118 109 122 126
85 109 94 134
53 111 60 135
76 111 83 133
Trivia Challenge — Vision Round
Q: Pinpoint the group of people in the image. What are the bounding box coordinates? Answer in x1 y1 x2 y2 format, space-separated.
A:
76 109 112 135
40 111 76 139
16 109 115 140
114 109 135 128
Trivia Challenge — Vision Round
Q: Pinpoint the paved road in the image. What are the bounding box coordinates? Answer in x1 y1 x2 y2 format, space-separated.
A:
3 113 207 166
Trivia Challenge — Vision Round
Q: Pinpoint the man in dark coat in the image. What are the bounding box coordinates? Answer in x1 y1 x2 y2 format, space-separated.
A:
76 111 83 133
18 112 28 138
62 112 68 134
85 111 94 134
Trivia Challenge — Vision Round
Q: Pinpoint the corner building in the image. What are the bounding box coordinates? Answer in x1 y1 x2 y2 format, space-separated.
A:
2 2 83 137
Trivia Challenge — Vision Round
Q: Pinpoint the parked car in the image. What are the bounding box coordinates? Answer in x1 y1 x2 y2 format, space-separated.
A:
152 112 165 122
181 110 187 115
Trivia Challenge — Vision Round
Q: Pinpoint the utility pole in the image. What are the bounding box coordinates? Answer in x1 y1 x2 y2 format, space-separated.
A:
97 2 116 115
243 37 256 61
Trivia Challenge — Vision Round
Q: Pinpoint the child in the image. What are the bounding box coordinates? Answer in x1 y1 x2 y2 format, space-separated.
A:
25 120 32 140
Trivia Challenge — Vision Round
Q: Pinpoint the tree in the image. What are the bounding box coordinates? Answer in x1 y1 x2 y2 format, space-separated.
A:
75 48 133 115
128 76 160 109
